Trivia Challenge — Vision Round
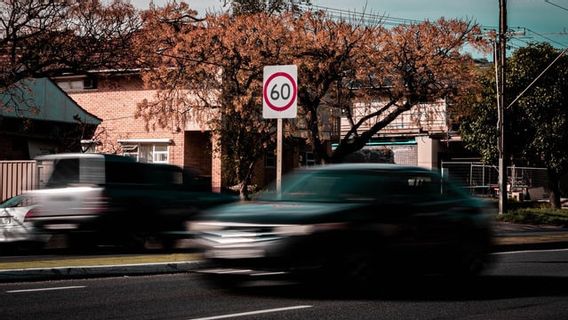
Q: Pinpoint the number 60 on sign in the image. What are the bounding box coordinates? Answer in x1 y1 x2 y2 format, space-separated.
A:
263 65 297 119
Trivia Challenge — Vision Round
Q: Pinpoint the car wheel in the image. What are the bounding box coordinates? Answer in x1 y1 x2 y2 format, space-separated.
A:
449 243 491 278
201 274 243 290
67 234 98 252
122 232 150 252
338 251 377 289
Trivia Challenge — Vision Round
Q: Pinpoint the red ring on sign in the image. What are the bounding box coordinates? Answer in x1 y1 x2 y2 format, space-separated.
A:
263 72 297 112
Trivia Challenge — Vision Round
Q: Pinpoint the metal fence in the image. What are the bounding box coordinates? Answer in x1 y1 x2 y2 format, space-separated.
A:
0 161 38 202
441 161 549 200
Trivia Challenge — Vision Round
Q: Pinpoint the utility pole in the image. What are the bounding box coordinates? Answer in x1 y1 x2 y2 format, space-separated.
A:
497 0 508 214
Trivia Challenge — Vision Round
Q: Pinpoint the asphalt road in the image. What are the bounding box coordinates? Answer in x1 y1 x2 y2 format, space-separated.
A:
1 249 568 320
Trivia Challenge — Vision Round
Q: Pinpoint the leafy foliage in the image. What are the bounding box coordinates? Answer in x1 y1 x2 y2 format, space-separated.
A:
223 0 310 15
135 2 488 197
460 43 568 208
329 18 488 162
0 0 141 90
496 208 568 227
136 4 295 198
459 69 499 163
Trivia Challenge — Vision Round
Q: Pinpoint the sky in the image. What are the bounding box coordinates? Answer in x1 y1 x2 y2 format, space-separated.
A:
130 0 568 52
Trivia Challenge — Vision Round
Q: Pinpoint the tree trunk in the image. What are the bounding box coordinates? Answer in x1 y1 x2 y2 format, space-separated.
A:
547 168 561 209
238 160 257 201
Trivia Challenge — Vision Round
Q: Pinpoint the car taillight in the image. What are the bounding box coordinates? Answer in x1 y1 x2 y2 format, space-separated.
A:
24 208 38 222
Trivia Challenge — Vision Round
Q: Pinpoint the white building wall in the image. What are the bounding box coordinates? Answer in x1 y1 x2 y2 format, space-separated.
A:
416 136 439 169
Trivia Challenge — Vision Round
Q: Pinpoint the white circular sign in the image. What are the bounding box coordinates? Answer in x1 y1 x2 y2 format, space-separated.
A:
263 65 297 119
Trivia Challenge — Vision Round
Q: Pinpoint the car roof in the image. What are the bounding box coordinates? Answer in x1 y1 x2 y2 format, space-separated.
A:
303 163 433 173
35 153 135 162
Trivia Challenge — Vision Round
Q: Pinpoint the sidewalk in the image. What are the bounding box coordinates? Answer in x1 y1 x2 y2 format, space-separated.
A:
493 221 568 251
1 222 567 282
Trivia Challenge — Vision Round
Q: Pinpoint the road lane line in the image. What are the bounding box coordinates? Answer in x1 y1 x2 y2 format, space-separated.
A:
188 305 313 320
494 248 568 255
6 286 86 293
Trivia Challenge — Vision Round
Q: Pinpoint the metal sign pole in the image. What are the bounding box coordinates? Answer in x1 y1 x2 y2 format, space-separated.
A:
262 65 297 194
498 0 508 214
276 118 282 193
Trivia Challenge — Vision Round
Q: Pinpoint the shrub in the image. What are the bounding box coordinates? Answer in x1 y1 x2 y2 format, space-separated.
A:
496 208 568 227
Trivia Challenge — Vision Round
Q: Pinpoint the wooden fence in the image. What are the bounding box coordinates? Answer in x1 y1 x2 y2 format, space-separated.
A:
0 161 37 202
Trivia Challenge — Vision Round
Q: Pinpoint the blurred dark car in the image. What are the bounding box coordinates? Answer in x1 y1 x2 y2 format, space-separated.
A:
26 153 236 250
192 163 493 286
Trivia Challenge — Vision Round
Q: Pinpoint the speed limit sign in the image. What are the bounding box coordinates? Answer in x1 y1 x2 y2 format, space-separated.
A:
263 65 297 119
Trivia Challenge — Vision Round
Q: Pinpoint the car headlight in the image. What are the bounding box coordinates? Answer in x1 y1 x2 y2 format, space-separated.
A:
188 221 225 232
274 222 348 236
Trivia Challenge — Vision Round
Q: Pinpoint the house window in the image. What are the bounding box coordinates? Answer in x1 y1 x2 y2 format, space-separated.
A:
80 139 100 153
121 143 170 164
56 77 97 92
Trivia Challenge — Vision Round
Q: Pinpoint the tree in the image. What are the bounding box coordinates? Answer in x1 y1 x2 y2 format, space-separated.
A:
330 18 488 162
287 10 382 163
135 3 294 199
135 3 487 197
222 0 309 15
459 68 499 164
460 43 568 208
0 0 141 92
286 14 487 163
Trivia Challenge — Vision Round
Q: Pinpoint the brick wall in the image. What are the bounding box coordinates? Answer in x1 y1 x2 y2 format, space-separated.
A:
67 76 186 168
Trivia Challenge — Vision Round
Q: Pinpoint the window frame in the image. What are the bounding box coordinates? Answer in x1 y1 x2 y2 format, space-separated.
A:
120 142 170 164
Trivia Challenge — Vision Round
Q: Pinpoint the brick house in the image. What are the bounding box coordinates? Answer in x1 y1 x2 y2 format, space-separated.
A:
52 71 332 193
53 71 222 191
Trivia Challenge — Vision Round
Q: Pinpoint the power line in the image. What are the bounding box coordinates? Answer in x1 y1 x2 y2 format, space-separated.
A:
300 3 566 50
299 3 423 26
525 28 568 48
545 0 568 12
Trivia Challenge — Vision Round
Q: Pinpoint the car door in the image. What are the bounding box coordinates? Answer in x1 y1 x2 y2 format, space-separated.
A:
403 172 465 252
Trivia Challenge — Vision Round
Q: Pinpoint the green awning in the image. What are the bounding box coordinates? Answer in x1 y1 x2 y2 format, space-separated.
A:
0 78 101 125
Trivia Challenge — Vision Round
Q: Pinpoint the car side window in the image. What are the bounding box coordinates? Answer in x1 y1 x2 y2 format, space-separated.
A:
105 161 144 184
407 175 440 197
46 159 80 187
387 173 443 202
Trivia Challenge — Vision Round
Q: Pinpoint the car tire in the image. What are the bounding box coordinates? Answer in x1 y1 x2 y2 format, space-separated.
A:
336 251 378 290
448 242 491 278
201 274 243 290
67 234 98 252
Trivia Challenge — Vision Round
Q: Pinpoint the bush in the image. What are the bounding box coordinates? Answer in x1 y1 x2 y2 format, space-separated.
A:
496 208 568 227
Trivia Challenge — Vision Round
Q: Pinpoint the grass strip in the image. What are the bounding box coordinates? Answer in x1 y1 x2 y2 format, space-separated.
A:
0 253 201 270
496 208 568 227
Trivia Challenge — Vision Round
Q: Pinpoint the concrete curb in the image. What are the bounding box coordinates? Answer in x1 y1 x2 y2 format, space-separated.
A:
0 260 207 283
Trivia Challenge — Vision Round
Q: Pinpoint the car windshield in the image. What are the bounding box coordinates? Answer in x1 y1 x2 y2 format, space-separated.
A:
43 158 105 188
256 169 390 203
256 168 470 203
0 196 22 208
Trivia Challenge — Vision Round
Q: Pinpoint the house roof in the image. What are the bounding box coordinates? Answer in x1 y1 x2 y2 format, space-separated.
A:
0 78 101 125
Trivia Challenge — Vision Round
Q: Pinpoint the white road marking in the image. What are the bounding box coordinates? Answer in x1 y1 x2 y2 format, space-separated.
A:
6 285 86 293
188 305 313 320
494 248 568 255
